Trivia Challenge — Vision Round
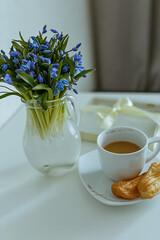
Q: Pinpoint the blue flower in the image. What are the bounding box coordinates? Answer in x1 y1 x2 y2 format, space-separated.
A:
29 42 33 48
50 29 58 33
3 73 12 84
57 81 64 91
51 67 58 73
43 50 51 54
74 54 82 61
27 53 37 61
51 72 58 78
10 51 21 58
12 57 19 67
40 45 48 51
42 25 47 34
45 58 51 65
51 66 58 79
60 50 63 56
59 34 63 40
38 73 43 83
33 41 39 53
31 61 35 69
53 88 59 96
20 65 28 72
62 65 69 73
56 33 59 39
39 56 45 63
22 59 28 64
29 71 36 78
1 64 8 71
45 41 51 47
31 36 35 40
62 80 69 85
52 63 59 67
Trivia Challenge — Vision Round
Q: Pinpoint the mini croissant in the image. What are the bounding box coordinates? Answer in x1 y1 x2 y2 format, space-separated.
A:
137 162 160 199
111 173 145 199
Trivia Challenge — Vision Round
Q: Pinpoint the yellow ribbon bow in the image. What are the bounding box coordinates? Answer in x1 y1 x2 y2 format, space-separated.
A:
81 98 160 142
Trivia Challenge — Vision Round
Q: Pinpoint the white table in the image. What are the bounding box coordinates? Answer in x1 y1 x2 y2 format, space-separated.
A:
1 92 160 240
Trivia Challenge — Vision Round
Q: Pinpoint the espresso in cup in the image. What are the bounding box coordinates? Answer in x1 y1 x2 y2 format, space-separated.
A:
97 127 160 181
104 141 141 154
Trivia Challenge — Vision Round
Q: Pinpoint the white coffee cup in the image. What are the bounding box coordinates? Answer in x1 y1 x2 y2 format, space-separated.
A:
97 126 160 181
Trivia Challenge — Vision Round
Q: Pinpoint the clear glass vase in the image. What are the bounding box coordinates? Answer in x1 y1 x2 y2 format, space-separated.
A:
23 94 81 176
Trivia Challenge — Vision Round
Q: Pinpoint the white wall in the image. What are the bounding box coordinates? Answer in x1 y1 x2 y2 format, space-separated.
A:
0 0 96 92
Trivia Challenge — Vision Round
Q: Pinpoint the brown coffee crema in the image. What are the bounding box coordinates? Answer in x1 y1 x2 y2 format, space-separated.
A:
104 141 141 154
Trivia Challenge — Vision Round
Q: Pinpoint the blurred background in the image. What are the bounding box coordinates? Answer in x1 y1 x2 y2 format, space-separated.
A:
1 0 160 93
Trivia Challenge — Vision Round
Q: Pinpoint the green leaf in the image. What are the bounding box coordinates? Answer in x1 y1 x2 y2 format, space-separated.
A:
17 72 36 87
32 84 53 100
0 91 24 99
19 31 25 42
0 54 6 65
12 41 23 53
74 69 95 81
61 36 69 52
55 60 63 81
66 56 75 77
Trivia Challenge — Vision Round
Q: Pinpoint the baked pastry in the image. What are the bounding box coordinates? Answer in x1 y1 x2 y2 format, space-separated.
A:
138 162 160 199
111 173 145 199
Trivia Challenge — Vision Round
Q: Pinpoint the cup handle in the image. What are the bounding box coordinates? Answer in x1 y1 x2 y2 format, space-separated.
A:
66 95 81 127
146 136 160 163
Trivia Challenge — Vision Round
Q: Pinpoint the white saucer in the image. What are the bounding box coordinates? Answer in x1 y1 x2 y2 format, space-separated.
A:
78 149 160 206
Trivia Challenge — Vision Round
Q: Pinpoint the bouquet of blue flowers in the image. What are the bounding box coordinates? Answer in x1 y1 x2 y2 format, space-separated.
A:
0 25 94 108
0 25 94 139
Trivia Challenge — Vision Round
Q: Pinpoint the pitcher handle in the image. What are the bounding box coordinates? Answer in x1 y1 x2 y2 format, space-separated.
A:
66 95 81 127
146 136 160 163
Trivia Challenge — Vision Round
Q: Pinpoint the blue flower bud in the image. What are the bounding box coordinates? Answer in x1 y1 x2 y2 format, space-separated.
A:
72 47 78 51
43 50 51 53
10 51 21 58
42 25 47 34
38 73 43 84
39 56 45 63
22 59 28 64
56 33 59 39
73 89 78 94
1 64 8 71
40 45 48 50
31 36 35 40
53 88 59 96
53 63 59 67
51 29 58 33
1 50 5 55
68 86 72 90
76 43 81 48
60 50 63 56
62 80 69 85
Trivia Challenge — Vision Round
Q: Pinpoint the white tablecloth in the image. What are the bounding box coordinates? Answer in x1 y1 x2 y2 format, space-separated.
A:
1 92 160 240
